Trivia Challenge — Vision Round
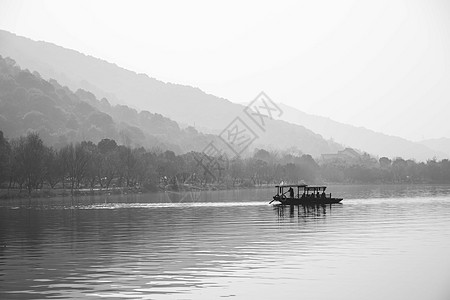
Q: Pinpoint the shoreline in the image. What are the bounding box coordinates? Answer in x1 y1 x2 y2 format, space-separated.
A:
1 182 448 200
0 184 272 200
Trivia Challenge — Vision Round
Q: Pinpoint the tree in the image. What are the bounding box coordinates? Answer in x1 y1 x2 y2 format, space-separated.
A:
13 133 46 194
98 138 118 154
253 148 272 162
297 154 319 182
97 139 119 189
229 158 244 186
117 146 140 187
81 141 99 189
379 157 392 169
284 163 300 183
9 138 25 190
0 131 11 186
392 158 407 183
43 147 64 189
60 143 91 194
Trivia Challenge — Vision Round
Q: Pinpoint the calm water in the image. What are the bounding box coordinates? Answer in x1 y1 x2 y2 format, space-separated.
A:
1 185 450 300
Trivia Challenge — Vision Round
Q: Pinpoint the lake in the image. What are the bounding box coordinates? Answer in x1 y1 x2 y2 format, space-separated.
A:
1 185 450 300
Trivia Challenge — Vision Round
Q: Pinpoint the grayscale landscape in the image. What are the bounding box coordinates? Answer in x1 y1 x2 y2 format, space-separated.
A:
1 1 450 299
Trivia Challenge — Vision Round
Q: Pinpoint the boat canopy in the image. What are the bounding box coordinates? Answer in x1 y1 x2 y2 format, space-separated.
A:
275 184 327 196
275 184 326 190
275 184 307 188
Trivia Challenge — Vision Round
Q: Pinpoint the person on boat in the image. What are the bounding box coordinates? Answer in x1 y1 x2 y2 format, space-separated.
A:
288 187 294 198
321 191 326 198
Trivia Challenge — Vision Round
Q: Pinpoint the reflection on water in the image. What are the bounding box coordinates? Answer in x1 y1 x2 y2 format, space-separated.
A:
274 203 336 219
1 185 450 300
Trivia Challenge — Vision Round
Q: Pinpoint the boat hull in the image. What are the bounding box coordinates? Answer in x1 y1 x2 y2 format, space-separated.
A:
272 196 343 205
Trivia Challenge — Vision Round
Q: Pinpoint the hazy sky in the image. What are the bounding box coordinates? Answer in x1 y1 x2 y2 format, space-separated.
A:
1 0 450 141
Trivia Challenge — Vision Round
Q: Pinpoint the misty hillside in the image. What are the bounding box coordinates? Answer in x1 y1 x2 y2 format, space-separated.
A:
420 138 450 158
277 103 446 161
0 29 342 157
0 55 214 153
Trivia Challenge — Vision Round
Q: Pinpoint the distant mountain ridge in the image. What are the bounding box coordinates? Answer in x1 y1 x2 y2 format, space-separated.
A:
277 103 447 161
420 138 450 158
0 55 213 153
0 29 342 157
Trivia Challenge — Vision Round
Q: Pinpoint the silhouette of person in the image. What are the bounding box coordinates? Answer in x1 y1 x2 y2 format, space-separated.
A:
289 187 294 198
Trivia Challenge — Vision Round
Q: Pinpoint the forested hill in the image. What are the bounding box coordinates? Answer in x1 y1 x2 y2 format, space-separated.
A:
0 55 213 152
0 29 342 157
277 103 447 161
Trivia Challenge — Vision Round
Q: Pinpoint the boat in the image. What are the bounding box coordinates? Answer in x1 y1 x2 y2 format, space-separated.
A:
270 184 343 205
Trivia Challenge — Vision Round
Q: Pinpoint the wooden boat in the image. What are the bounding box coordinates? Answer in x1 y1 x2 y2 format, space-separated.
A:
270 184 343 205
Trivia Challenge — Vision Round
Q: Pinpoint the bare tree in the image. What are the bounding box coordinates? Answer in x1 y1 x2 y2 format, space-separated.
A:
12 133 46 195
60 143 90 194
0 131 11 188
43 147 64 189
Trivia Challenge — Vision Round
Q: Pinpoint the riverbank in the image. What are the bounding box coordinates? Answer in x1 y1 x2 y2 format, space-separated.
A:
0 183 273 200
2 182 446 200
0 187 142 200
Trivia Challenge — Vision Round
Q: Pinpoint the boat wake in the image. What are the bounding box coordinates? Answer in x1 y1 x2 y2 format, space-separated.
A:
76 201 269 210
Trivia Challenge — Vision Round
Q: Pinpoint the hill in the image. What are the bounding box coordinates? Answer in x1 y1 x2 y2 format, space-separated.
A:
0 55 212 153
420 138 450 158
0 29 341 157
277 103 446 161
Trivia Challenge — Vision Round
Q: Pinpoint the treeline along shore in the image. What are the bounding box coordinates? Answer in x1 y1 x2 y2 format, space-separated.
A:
1 131 450 199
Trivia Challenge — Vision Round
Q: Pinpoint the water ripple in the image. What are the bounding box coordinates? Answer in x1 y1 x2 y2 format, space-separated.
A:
1 185 450 300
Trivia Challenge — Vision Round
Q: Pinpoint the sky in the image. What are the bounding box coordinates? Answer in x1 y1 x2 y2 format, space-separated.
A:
1 0 450 141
